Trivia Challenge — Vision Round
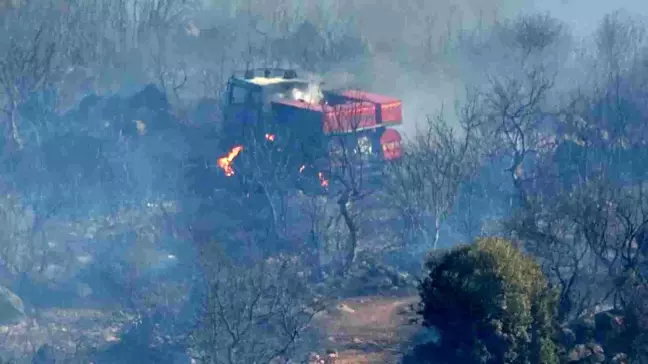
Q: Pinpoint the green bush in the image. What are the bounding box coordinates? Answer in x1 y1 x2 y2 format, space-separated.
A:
413 237 560 364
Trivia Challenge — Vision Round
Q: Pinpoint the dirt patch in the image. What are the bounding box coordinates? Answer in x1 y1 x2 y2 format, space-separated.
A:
315 295 419 363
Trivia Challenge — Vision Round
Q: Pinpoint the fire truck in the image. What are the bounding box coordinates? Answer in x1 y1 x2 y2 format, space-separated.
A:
218 68 404 188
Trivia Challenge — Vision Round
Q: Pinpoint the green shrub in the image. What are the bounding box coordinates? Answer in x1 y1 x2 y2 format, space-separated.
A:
413 237 560 364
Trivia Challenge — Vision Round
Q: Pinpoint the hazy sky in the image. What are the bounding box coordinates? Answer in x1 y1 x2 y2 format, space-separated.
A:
525 0 648 37
389 0 648 137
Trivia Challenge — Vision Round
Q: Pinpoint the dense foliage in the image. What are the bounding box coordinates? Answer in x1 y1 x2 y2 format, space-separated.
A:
412 238 559 364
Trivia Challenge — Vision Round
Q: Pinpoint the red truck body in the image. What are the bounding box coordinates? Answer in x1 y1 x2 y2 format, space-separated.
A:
222 69 405 178
274 90 403 136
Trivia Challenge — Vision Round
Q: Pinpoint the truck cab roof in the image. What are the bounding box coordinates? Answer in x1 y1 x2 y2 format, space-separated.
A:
229 68 312 88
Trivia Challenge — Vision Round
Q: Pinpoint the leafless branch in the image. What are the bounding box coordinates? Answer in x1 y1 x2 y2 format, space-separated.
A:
383 91 480 250
191 248 325 364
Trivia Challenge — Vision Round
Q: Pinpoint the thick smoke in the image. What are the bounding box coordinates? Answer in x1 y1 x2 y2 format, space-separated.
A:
3 0 648 361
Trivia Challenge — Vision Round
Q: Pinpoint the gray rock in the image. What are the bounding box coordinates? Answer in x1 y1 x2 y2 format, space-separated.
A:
568 343 605 363
336 303 355 314
610 353 628 364
0 284 25 325
32 344 56 364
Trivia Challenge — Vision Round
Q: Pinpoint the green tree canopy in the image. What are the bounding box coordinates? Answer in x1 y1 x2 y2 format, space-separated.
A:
413 237 559 364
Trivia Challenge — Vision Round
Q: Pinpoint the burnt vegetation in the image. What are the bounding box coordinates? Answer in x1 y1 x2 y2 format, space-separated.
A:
0 1 647 363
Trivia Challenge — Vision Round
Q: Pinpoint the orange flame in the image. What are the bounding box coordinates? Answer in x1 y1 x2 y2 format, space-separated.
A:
318 172 329 188
265 133 275 142
217 145 243 176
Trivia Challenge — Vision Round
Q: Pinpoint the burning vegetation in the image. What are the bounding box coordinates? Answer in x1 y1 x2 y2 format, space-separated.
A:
217 132 330 189
299 164 328 188
217 145 243 176
318 172 329 188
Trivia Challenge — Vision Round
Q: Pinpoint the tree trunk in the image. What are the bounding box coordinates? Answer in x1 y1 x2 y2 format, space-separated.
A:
9 106 23 150
264 188 283 238
511 152 528 209
433 216 441 250
338 195 357 275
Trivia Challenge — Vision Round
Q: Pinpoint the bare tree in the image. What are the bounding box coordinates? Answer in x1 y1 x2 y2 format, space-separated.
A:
135 0 198 106
0 22 57 149
507 184 603 322
477 66 556 209
502 12 648 322
190 247 325 364
232 126 302 240
213 113 356 278
456 14 568 209
321 100 388 274
218 94 384 276
508 174 648 320
383 93 479 250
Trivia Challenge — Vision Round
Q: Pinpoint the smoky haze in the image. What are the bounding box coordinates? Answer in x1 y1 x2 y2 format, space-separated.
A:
1 0 648 362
